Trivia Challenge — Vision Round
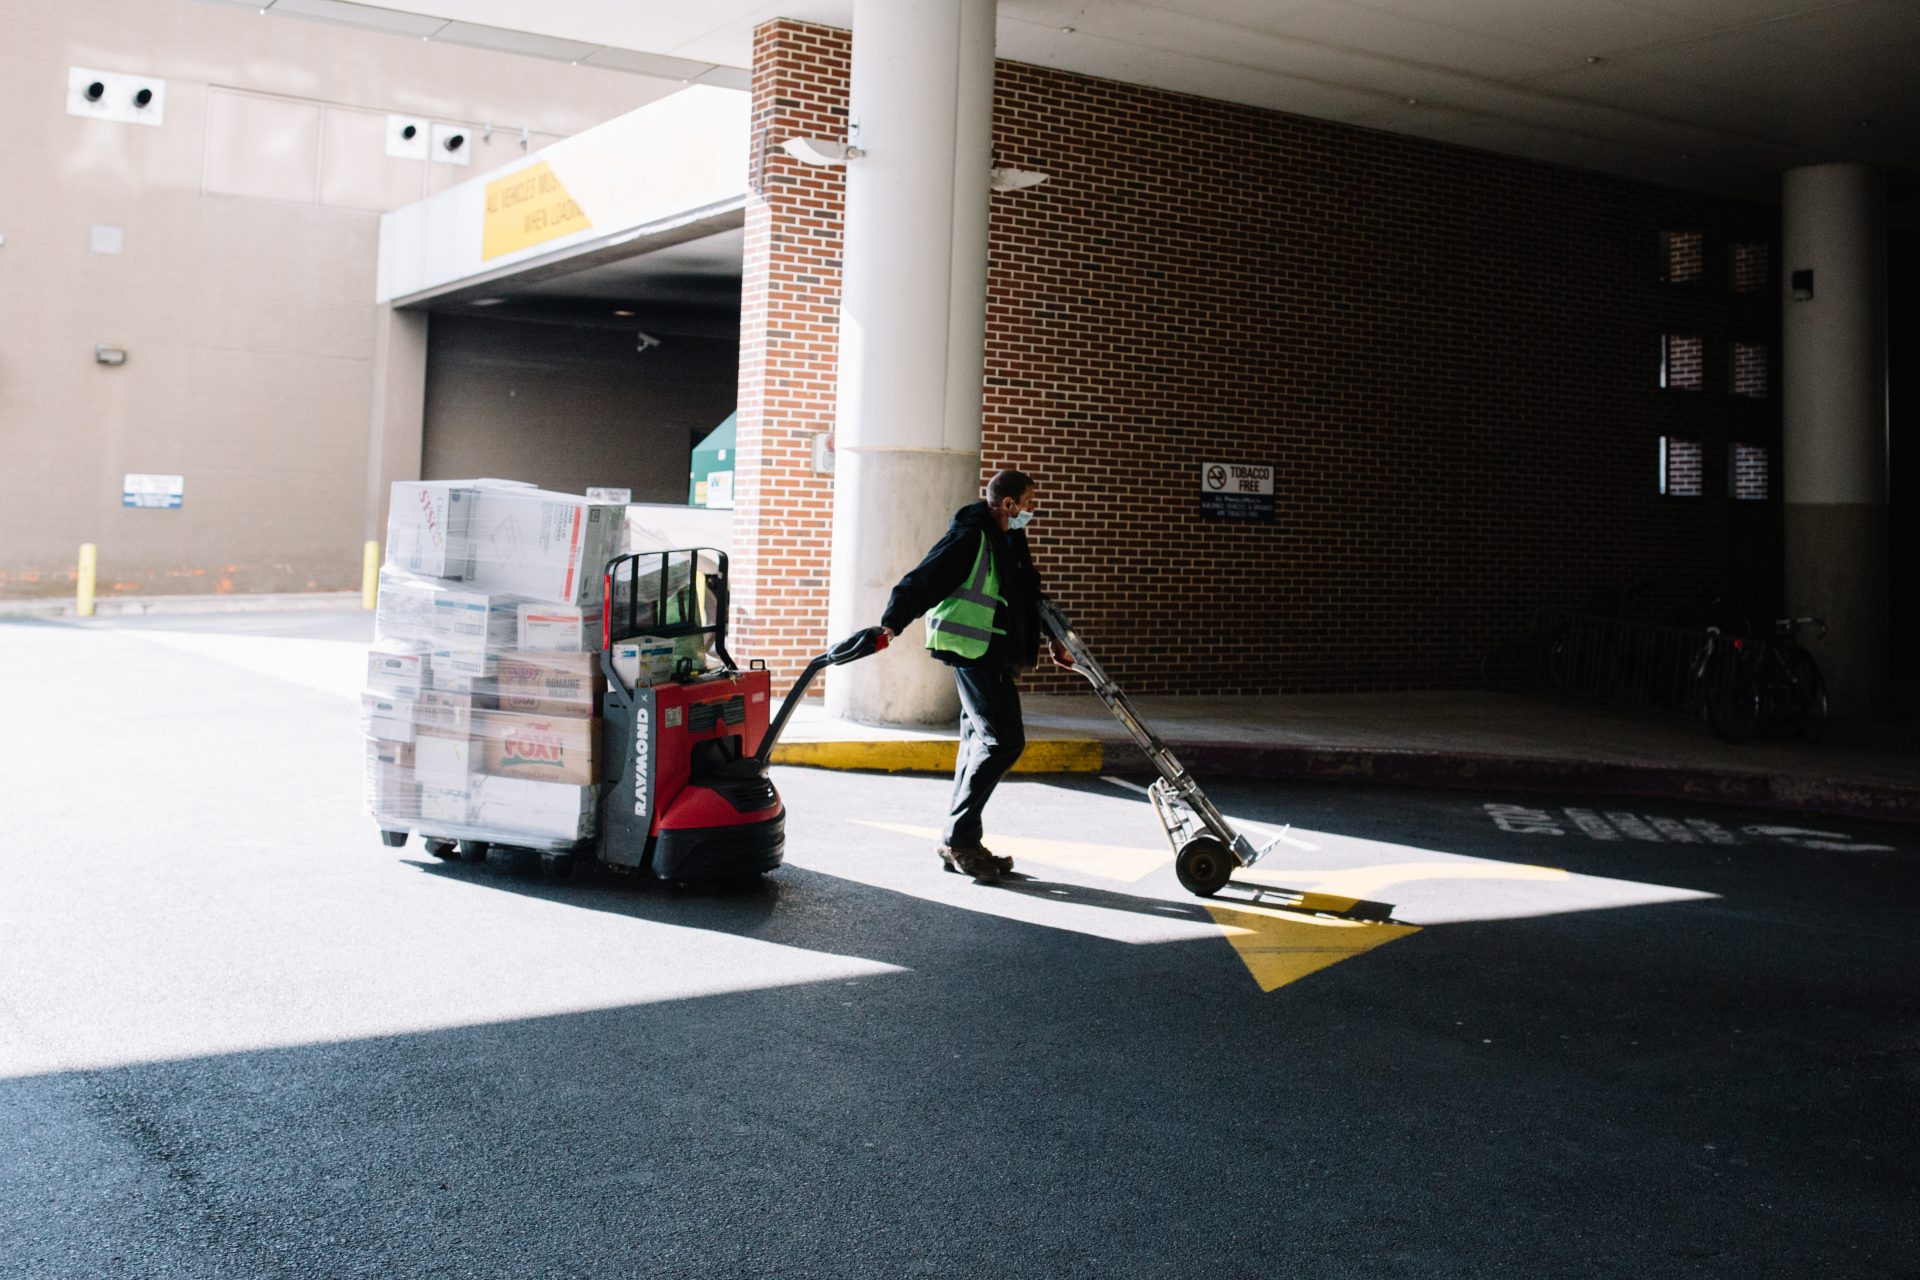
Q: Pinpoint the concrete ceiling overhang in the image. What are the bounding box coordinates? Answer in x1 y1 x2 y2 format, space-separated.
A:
223 0 1920 209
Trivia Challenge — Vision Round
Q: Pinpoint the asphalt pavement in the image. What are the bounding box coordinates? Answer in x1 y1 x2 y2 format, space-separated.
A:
2 612 1915 1278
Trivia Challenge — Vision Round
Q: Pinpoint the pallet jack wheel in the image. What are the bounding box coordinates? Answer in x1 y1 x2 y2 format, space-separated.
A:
540 853 575 883
379 830 408 849
1175 837 1235 898
424 838 458 861
457 840 489 864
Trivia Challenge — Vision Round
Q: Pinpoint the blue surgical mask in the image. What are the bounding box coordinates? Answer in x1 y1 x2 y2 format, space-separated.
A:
1007 510 1034 531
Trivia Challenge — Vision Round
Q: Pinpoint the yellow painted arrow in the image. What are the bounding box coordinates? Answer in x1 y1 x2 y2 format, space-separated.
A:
1203 900 1420 992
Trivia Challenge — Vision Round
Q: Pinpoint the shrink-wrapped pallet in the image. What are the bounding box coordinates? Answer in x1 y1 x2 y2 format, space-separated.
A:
363 478 622 850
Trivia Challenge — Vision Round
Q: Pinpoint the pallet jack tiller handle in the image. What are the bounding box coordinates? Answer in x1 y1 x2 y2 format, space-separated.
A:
753 626 891 768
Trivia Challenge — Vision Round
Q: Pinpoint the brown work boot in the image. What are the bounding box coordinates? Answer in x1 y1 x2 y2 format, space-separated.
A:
937 844 1003 882
938 844 1013 875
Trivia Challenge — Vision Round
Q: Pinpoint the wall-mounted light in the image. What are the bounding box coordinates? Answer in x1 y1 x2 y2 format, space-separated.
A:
95 345 127 366
430 123 471 165
782 137 863 165
388 115 428 159
989 166 1049 193
69 69 165 125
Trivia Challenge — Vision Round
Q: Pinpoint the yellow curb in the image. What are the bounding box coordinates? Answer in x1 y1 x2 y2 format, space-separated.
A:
770 738 1103 774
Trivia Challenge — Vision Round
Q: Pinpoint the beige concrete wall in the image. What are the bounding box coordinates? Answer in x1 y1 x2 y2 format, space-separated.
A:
0 0 676 598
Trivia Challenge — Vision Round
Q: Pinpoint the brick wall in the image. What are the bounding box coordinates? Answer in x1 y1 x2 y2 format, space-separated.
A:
732 22 847 676
742 20 1784 696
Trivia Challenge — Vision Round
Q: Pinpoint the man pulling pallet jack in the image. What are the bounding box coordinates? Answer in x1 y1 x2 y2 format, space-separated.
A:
880 468 1285 895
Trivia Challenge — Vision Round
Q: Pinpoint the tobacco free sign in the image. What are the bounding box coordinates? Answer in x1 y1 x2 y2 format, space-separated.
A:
1199 462 1274 522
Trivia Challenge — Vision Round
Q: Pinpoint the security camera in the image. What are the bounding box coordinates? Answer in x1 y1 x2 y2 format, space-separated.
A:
443 132 465 152
133 88 153 108
86 81 105 101
635 331 661 353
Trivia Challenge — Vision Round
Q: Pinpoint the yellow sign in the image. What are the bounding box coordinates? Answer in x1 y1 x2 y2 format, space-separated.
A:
482 162 592 260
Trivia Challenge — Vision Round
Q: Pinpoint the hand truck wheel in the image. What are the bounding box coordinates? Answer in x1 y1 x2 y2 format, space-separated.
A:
378 829 408 849
424 838 458 861
1175 836 1235 898
457 840 490 864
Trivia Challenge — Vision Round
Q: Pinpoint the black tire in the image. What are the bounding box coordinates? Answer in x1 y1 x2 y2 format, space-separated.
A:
1707 660 1761 744
1175 837 1235 898
540 853 575 883
457 840 490 864
1793 655 1829 743
1548 628 1602 698
424 838 458 861
379 829 408 848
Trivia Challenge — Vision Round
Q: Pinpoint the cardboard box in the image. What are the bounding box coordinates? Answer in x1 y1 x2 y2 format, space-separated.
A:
366 646 428 695
366 739 415 769
475 711 600 786
387 482 475 579
373 568 443 646
431 589 518 650
414 731 476 787
420 783 469 825
465 487 623 606
494 650 599 718
417 688 479 734
360 691 417 743
466 775 595 841
518 602 604 653
364 739 418 818
609 635 705 689
429 652 496 688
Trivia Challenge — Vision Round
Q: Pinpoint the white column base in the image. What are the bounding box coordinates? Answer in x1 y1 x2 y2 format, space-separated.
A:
825 447 978 725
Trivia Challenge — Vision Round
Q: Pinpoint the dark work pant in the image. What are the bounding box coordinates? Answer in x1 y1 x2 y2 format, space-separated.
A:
944 664 1026 849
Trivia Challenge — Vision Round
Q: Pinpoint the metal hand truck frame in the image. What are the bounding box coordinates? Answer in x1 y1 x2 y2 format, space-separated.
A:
1039 597 1285 897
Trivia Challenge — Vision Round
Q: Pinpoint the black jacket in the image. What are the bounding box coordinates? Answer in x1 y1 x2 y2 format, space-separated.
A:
882 501 1043 670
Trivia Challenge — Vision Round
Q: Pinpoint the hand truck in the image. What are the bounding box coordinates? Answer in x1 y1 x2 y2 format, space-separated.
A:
1040 597 1285 898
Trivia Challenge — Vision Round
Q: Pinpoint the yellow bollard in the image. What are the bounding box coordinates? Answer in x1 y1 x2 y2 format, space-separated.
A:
76 543 97 618
361 541 380 610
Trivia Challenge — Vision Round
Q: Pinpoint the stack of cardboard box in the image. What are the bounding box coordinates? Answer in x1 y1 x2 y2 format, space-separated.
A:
361 480 622 845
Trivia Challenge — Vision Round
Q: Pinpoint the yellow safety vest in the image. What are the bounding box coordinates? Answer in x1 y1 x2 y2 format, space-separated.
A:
925 534 1004 660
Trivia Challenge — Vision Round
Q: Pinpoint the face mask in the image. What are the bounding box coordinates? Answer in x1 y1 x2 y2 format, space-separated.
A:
1007 510 1034 531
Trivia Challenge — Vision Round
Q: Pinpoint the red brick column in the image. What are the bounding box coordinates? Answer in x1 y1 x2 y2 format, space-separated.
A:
732 20 849 683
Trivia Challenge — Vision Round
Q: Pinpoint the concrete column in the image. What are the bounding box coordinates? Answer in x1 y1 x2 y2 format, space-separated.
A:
1782 163 1890 719
825 0 997 725
363 305 430 542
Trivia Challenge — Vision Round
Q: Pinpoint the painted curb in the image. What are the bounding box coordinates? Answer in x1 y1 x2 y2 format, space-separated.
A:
1097 741 1920 826
770 738 1103 774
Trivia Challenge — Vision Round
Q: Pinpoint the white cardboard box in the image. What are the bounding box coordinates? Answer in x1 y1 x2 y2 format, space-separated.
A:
419 783 469 824
413 732 475 787
366 646 428 695
610 638 674 689
518 602 604 653
466 775 595 840
465 487 623 606
387 482 475 579
360 691 417 743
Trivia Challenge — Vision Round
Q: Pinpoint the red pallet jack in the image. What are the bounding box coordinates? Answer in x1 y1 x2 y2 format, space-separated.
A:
594 548 890 887
1040 597 1289 899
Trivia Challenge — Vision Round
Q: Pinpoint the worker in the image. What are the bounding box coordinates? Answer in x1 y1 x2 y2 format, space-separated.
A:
879 468 1072 883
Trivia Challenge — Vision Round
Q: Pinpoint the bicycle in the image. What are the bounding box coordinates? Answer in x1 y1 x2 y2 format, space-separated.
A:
1703 616 1828 744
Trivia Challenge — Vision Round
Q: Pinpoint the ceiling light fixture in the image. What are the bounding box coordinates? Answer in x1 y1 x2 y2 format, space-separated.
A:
613 309 636 317
471 297 506 306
